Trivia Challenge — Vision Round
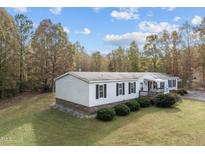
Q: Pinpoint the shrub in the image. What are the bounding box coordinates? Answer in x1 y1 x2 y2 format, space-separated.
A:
181 89 188 94
125 101 140 112
17 81 29 93
4 89 17 98
171 89 188 96
170 90 177 94
137 96 151 108
42 84 52 92
177 90 185 96
96 108 116 121
114 104 130 116
171 93 182 102
148 96 157 105
155 93 176 108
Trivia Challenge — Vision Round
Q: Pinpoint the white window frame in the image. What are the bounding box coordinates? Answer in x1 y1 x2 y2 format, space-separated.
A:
130 82 134 93
99 85 104 98
118 83 123 95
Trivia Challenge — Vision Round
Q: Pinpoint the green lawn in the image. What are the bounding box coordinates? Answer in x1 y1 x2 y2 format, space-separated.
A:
0 93 205 146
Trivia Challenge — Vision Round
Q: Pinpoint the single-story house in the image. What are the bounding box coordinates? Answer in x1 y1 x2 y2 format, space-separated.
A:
55 72 180 113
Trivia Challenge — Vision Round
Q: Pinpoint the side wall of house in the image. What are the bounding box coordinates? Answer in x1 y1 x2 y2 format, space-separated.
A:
89 80 140 107
55 75 89 107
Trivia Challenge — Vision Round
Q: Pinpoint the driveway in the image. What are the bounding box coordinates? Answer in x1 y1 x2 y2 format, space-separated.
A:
183 90 205 102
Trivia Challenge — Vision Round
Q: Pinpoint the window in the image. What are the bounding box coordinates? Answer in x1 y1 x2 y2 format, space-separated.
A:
168 80 172 88
99 85 104 98
116 83 124 96
173 80 176 87
153 82 157 89
130 83 134 93
96 84 107 99
160 82 165 89
168 80 176 88
129 82 136 94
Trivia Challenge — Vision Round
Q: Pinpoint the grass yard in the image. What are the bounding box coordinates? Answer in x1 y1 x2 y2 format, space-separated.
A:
0 93 205 146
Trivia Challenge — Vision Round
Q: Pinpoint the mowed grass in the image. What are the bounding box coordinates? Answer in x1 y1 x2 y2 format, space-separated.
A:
0 93 205 145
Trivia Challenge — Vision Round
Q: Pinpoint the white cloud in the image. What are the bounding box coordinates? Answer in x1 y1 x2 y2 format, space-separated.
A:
13 7 28 13
49 7 62 15
111 8 139 20
93 7 104 13
76 28 91 35
192 16 202 25
63 26 70 34
104 32 149 47
167 7 176 11
104 20 179 48
162 7 176 11
138 21 179 33
174 16 181 22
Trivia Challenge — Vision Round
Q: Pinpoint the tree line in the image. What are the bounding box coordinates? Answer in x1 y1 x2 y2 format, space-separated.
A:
0 8 205 98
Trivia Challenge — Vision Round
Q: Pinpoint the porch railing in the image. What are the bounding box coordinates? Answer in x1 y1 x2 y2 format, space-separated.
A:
139 88 164 97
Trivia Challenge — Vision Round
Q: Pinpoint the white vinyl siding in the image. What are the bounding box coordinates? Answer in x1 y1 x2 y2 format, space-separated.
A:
96 84 107 99
89 81 139 107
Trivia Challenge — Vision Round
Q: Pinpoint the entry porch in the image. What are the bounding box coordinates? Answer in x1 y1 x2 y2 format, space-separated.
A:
139 78 169 96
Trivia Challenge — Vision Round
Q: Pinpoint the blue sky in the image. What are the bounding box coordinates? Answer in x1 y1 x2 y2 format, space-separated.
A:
6 7 205 53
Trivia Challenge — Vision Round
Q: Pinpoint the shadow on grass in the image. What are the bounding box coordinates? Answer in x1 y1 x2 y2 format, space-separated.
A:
0 105 182 145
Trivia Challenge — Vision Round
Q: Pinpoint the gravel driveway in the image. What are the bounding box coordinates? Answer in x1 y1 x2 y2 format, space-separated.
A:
183 90 205 102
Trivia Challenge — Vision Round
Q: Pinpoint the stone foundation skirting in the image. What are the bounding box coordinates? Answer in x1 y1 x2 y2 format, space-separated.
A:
55 98 137 115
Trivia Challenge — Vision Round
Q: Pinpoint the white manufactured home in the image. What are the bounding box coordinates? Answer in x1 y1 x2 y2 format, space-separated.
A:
55 72 180 113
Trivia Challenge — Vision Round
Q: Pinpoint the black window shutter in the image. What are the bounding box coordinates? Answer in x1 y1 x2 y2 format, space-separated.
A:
116 83 118 96
104 84 107 98
128 82 131 94
96 85 99 99
134 82 136 93
123 83 125 95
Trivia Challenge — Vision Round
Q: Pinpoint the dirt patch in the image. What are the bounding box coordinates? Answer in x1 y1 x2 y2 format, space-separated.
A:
0 92 41 110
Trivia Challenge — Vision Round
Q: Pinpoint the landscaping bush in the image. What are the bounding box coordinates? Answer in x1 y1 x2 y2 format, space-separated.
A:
42 84 52 92
137 96 151 108
171 89 188 96
155 93 176 108
125 101 140 112
148 96 157 105
96 108 116 121
180 89 188 95
171 93 182 102
114 104 130 116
